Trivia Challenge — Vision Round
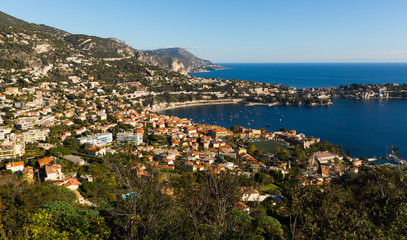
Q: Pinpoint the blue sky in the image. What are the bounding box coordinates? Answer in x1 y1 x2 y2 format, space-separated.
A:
2 0 407 63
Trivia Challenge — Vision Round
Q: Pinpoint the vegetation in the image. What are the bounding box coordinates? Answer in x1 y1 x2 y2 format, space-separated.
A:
1 152 407 239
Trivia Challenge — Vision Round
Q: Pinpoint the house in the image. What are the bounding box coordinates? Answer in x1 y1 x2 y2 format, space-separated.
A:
5 161 24 173
352 158 362 167
162 158 174 165
53 178 80 190
183 162 196 171
44 165 63 181
234 201 251 213
242 189 260 201
241 188 270 202
74 190 85 204
38 157 55 167
5 87 19 95
87 146 106 156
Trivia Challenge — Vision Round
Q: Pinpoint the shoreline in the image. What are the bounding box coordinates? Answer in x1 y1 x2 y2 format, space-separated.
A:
155 99 334 113
153 99 243 113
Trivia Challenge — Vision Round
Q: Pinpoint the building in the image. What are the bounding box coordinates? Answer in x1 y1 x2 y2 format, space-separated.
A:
241 189 270 202
74 190 85 204
53 178 80 190
5 161 24 172
76 133 113 146
313 151 343 164
0 127 12 140
38 157 56 167
15 117 39 130
210 129 229 139
22 128 50 143
62 155 85 166
117 132 143 145
5 87 19 95
87 146 106 156
0 141 25 160
44 165 64 181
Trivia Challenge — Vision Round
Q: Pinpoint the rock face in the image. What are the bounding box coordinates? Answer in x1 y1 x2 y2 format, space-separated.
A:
144 47 226 74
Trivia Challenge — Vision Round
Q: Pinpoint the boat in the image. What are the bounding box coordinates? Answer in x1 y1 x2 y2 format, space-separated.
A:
266 124 271 127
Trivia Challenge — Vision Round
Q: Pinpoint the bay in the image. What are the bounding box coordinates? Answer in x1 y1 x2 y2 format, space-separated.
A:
162 99 407 159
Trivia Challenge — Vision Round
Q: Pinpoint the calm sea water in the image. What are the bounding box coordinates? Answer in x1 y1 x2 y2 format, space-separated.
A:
191 63 407 89
162 99 407 159
165 63 407 159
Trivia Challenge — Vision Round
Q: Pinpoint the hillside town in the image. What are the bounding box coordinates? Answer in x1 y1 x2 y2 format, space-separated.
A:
0 75 375 206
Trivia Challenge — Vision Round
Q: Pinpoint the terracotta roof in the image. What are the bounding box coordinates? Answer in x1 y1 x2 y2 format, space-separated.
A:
38 157 54 166
87 146 106 151
5 161 24 168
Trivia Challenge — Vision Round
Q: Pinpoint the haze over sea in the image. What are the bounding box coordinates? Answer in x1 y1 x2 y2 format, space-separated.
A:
163 63 407 159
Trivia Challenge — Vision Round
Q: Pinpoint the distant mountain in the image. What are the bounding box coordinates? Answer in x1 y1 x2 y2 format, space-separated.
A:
0 11 224 74
144 48 226 74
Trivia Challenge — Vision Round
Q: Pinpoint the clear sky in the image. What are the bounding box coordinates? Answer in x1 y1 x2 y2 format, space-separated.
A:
2 0 407 63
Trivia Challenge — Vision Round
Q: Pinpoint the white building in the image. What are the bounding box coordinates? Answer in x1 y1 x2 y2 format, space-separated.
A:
87 146 106 156
0 141 25 160
313 151 343 164
76 133 113 146
241 189 270 202
22 128 50 143
0 127 12 140
5 161 24 173
117 132 143 145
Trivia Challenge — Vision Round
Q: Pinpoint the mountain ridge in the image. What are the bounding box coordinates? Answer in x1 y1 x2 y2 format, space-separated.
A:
0 10 224 74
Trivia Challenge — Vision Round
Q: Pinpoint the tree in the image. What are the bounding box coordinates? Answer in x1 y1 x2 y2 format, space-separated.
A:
180 172 243 239
279 149 291 161
253 216 284 240
254 172 266 183
49 145 71 156
255 148 264 156
247 144 256 155
230 125 240 133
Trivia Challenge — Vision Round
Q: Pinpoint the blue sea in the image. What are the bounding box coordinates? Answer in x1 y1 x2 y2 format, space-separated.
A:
162 63 407 159
191 63 407 89
162 100 407 159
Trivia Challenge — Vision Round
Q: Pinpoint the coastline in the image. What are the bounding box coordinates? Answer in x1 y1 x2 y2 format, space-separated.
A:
153 98 243 113
155 99 333 113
